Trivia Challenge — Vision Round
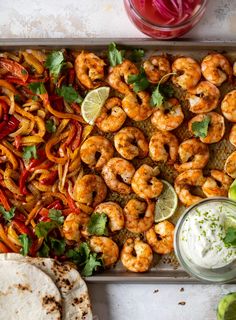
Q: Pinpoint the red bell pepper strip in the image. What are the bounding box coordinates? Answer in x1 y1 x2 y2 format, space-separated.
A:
14 135 22 150
5 76 27 86
11 220 34 238
47 200 63 210
0 99 9 117
38 208 49 217
19 169 29 195
0 58 29 82
14 212 26 222
40 170 58 185
0 241 11 253
0 115 19 140
0 188 11 211
68 69 75 85
71 121 83 151
66 190 80 214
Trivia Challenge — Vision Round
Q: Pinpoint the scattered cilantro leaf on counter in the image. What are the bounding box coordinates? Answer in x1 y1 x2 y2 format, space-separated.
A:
191 115 211 138
56 85 83 104
48 209 64 225
49 237 66 256
19 234 32 256
128 48 145 62
28 82 47 95
45 119 56 133
224 227 236 247
35 221 58 238
127 68 149 93
88 212 108 236
0 205 15 222
108 42 125 67
22 145 38 160
45 51 64 80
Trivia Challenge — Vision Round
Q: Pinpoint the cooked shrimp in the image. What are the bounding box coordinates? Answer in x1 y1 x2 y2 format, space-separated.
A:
188 112 225 144
63 213 90 242
122 91 153 121
151 98 184 131
107 59 139 95
221 90 236 122
143 55 171 83
120 238 153 273
74 174 107 207
102 157 135 194
90 236 119 267
149 131 178 163
174 169 206 206
131 164 163 199
95 202 124 232
80 136 114 171
174 138 210 173
233 61 236 76
172 57 201 90
96 97 126 132
201 53 232 86
75 51 105 89
124 199 154 233
186 81 220 113
202 170 233 197
114 127 148 160
146 221 175 254
224 151 236 178
229 124 236 147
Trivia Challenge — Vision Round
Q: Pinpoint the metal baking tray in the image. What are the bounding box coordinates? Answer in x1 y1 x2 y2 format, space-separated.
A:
1 38 236 283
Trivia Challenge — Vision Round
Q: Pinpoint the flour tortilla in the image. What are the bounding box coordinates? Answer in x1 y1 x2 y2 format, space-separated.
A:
0 254 92 320
0 260 62 320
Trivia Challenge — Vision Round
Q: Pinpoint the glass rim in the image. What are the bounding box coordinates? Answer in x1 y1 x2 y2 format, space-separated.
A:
128 0 208 31
174 197 236 283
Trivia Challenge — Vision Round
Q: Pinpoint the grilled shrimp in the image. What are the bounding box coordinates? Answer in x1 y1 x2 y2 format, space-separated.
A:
143 55 171 83
124 199 154 233
121 238 153 273
221 90 236 122
114 127 149 160
122 91 153 121
174 138 210 173
172 57 201 90
149 131 178 163
229 124 236 147
75 51 105 89
151 98 184 131
102 157 135 194
90 236 119 267
188 112 225 144
80 136 114 171
174 169 206 206
96 97 126 132
186 81 220 113
74 174 107 207
107 59 139 95
224 151 236 178
63 213 90 242
146 221 175 255
201 53 232 86
131 164 163 199
202 170 233 197
95 202 124 232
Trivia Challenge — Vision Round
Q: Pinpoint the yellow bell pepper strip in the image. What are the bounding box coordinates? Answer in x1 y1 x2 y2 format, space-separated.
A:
20 136 44 146
45 102 85 123
7 225 22 246
0 224 20 252
45 130 69 164
31 180 52 192
0 144 18 169
27 50 46 63
34 116 46 137
0 58 28 82
22 52 44 74
4 167 21 195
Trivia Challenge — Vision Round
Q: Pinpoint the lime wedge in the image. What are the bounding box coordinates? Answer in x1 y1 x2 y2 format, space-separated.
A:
81 87 110 125
229 179 236 201
155 180 178 223
217 293 236 320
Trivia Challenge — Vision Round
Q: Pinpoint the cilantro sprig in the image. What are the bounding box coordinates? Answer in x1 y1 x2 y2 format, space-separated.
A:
56 85 83 104
128 48 145 62
127 68 149 93
22 145 38 160
88 212 108 236
151 73 176 108
45 119 56 133
19 234 32 256
28 82 47 95
108 42 125 67
35 221 58 238
191 115 211 138
0 205 15 222
48 209 64 225
45 51 64 80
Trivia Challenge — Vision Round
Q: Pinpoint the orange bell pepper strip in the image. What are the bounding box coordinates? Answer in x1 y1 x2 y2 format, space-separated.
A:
0 241 11 253
22 52 44 74
0 188 11 211
0 224 20 252
45 131 69 164
12 220 34 238
0 58 28 82
0 80 17 94
45 102 85 123
0 144 18 169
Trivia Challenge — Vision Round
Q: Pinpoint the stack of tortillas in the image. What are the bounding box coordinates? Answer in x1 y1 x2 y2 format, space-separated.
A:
0 253 93 319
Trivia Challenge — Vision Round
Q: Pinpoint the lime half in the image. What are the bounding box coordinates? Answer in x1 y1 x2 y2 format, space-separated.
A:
229 179 236 201
217 293 236 320
81 87 110 125
155 180 178 223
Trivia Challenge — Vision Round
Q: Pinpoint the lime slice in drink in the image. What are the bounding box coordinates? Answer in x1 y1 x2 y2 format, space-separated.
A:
217 293 236 320
155 180 178 223
81 87 110 125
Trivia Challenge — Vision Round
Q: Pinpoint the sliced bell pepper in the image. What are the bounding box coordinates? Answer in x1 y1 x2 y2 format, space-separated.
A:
14 135 22 150
71 121 83 151
0 224 20 252
68 69 75 85
5 76 27 86
47 200 63 210
0 58 28 82
0 188 11 211
19 169 29 195
40 170 58 185
0 241 11 253
0 115 19 140
11 219 34 238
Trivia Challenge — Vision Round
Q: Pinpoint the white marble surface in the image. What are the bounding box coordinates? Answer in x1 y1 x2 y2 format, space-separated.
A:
1 0 236 319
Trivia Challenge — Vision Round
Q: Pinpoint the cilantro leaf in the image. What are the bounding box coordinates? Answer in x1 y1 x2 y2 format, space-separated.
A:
35 221 57 238
0 205 15 222
19 234 31 256
108 42 125 67
128 49 145 62
45 119 56 133
56 85 83 104
81 253 102 277
28 82 47 95
49 237 66 256
48 209 64 225
38 241 50 257
45 51 64 80
159 84 174 99
150 86 164 107
127 68 149 93
88 213 108 236
224 227 236 247
191 115 211 138
151 73 176 108
22 145 38 160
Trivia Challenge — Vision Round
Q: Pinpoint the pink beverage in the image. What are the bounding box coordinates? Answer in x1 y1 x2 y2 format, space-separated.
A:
124 0 208 39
